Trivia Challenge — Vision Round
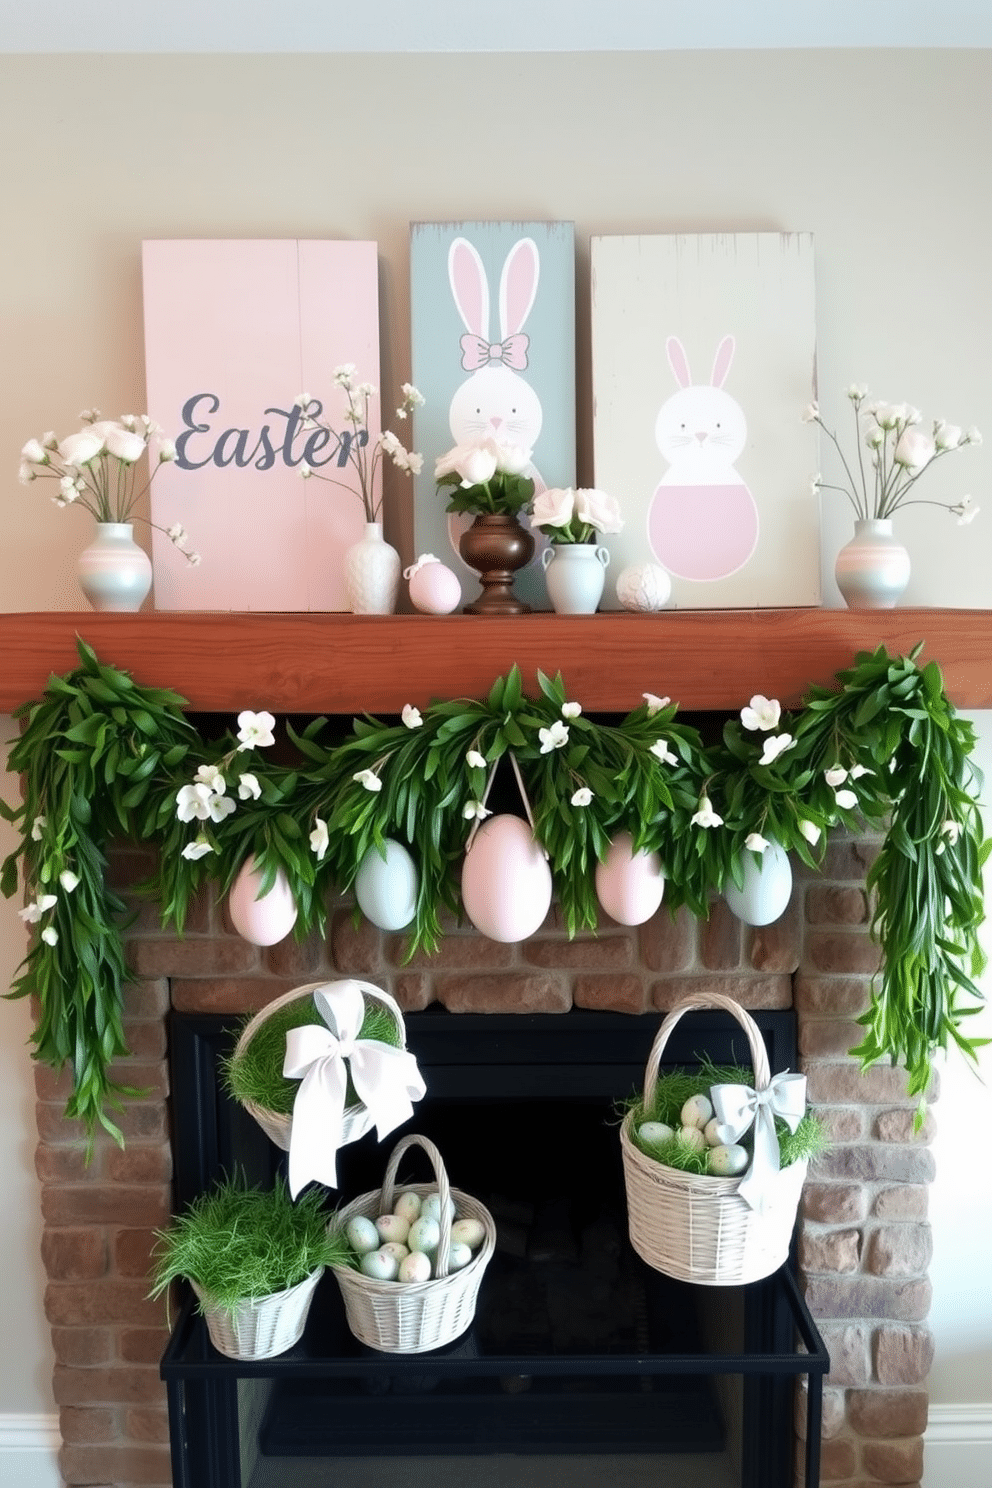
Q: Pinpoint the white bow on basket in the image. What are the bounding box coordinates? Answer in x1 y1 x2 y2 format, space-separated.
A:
282 980 426 1197
709 1071 808 1213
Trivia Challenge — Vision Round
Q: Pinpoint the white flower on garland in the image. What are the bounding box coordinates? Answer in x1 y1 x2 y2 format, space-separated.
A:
935 818 961 855
744 832 770 853
309 817 329 860
41 926 59 947
539 720 570 753
759 733 795 766
463 800 492 821
741 695 781 732
175 783 215 822
237 773 261 801
402 704 423 729
571 787 593 807
353 769 382 793
691 795 724 829
18 893 57 924
650 739 678 767
181 835 214 861
643 692 670 717
799 820 821 846
59 870 80 893
834 788 859 811
237 710 276 751
466 749 487 770
30 816 45 841
824 764 848 787
195 764 227 793
561 701 582 718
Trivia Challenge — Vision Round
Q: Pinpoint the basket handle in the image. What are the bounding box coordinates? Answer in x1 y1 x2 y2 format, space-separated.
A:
378 1132 454 1279
641 991 772 1110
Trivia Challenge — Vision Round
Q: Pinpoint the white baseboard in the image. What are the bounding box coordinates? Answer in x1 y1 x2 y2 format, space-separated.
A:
924 1404 992 1488
0 1413 62 1487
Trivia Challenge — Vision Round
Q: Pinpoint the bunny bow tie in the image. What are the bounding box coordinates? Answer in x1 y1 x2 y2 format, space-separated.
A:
282 981 426 1196
709 1072 807 1212
460 332 530 371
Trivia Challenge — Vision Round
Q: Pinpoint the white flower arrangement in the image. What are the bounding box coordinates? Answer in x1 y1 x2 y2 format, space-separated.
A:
804 387 981 524
435 436 535 516
296 368 424 524
18 409 199 564
529 486 624 544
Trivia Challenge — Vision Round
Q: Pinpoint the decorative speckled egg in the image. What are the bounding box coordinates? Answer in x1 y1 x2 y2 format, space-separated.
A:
227 859 298 946
354 839 419 931
406 554 462 615
461 814 553 943
594 831 665 926
616 563 672 612
708 1143 749 1177
723 840 793 926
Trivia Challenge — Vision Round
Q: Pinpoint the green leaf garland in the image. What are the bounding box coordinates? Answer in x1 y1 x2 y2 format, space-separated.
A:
2 640 986 1141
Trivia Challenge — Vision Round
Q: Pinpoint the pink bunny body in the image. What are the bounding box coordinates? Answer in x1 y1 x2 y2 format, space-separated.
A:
648 335 758 582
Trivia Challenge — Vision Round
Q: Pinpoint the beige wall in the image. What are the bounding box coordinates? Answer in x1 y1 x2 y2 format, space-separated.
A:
1 46 990 1437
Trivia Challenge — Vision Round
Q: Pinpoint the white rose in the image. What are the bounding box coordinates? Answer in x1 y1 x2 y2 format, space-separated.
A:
893 430 935 471
574 487 623 535
455 443 498 486
58 429 105 466
103 425 148 463
933 422 961 450
492 440 532 475
530 487 575 529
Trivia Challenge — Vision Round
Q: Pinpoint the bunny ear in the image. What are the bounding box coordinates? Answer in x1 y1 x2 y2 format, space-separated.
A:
499 238 540 338
666 336 692 389
710 335 736 388
448 237 490 339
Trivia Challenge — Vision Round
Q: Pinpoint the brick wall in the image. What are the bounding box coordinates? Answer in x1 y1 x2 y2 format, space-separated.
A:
34 831 934 1487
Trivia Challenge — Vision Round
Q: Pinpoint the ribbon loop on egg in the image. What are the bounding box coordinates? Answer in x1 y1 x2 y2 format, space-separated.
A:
282 980 426 1197
709 1071 807 1212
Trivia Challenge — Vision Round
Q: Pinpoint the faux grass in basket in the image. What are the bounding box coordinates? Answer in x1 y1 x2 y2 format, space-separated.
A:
226 980 424 1195
620 990 809 1287
330 1133 496 1354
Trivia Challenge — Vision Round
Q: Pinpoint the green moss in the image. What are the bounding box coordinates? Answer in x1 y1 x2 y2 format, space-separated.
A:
222 993 401 1115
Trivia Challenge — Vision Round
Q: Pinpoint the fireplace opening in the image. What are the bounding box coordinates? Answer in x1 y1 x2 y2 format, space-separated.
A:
162 1005 826 1488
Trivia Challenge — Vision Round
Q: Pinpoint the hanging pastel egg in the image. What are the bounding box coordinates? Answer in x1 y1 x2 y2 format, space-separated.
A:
227 858 298 946
405 553 462 615
594 831 665 926
615 563 672 612
353 839 420 931
723 840 793 926
460 814 553 943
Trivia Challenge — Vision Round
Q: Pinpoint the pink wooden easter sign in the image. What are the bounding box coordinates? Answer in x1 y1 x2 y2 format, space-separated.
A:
142 239 380 611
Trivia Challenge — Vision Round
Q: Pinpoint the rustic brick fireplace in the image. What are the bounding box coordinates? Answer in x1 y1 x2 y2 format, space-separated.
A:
36 826 934 1488
9 605 973 1488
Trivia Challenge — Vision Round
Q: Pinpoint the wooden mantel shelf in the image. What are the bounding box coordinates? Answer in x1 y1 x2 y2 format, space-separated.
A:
1 609 990 715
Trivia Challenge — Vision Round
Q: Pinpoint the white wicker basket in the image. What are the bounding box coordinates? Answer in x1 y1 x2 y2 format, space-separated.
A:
231 979 407 1152
330 1133 496 1354
192 1265 323 1360
620 991 808 1287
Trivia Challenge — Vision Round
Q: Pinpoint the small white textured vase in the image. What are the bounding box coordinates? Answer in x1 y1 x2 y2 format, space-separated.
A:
77 523 153 612
344 522 401 615
541 542 610 614
834 519 911 610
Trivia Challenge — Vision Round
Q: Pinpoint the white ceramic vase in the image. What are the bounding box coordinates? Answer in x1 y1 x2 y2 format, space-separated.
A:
723 841 793 927
77 522 153 612
541 542 610 614
834 518 911 610
344 522 401 615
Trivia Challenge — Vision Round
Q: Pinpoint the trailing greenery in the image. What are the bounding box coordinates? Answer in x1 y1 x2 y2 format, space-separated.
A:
148 1171 350 1313
2 638 987 1143
222 994 401 1116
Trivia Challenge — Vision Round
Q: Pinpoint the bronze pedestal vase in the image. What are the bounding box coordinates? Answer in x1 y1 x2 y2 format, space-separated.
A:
458 513 535 615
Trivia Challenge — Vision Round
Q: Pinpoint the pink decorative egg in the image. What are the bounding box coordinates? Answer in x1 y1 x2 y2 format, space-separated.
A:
460 814 553 943
227 858 298 946
408 557 462 615
595 832 665 926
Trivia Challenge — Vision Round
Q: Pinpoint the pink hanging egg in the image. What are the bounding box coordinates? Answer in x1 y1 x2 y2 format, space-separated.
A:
595 831 665 926
227 858 298 946
460 814 553 942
